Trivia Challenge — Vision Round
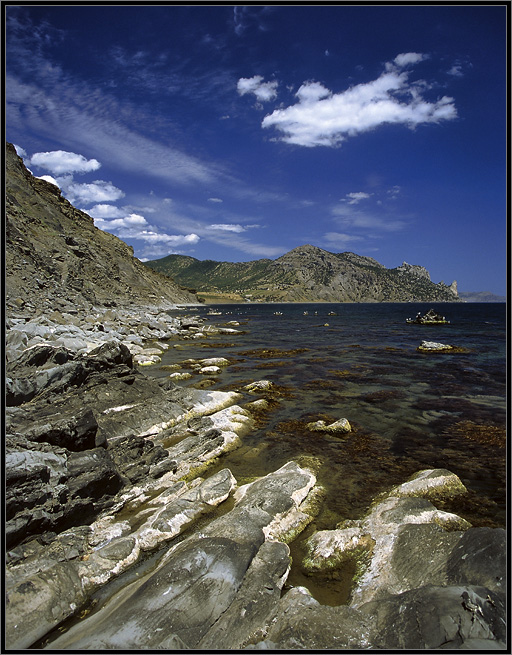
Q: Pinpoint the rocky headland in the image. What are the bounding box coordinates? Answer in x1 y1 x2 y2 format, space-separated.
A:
4 142 506 650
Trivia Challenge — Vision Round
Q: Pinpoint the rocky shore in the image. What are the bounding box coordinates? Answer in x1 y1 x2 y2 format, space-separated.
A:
5 303 507 650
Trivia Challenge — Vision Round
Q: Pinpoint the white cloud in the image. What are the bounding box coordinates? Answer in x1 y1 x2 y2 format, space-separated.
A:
129 231 200 245
209 223 246 233
237 75 278 102
93 210 200 249
345 192 372 205
393 52 428 68
94 213 148 230
261 55 456 147
66 180 125 204
87 203 126 218
29 150 101 174
296 81 331 104
207 197 223 203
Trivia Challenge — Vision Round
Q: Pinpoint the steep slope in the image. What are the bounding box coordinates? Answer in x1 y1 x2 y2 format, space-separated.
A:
145 244 459 303
5 142 198 312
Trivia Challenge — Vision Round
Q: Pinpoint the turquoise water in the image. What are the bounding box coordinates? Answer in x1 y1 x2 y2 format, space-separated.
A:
158 302 506 529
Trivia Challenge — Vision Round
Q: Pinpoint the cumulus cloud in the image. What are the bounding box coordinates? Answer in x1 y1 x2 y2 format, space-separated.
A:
86 203 126 218
237 75 278 102
29 150 101 174
296 81 331 104
66 180 125 204
261 54 457 147
92 208 200 250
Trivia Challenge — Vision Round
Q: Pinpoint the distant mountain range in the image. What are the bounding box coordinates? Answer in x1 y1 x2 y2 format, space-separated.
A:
458 291 506 303
144 245 460 303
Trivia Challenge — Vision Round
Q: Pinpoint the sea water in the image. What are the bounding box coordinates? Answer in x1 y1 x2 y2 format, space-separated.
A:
159 302 506 532
159 301 508 604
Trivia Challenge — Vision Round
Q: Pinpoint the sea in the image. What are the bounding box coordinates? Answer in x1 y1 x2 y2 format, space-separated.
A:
154 301 506 603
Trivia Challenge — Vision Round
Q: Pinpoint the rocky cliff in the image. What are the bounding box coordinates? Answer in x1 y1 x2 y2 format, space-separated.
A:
145 244 459 303
5 142 198 313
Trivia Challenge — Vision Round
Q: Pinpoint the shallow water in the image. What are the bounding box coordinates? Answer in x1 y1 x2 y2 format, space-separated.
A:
149 302 506 603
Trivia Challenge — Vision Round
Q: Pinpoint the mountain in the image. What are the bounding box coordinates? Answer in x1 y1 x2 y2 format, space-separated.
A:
5 142 198 313
458 291 506 303
145 244 460 303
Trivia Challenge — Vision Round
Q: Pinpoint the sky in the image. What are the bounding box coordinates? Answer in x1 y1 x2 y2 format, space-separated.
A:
4 3 508 295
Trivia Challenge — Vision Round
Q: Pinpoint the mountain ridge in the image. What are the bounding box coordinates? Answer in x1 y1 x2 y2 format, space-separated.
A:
145 244 460 303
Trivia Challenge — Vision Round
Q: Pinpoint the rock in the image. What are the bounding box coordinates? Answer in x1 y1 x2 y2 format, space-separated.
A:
263 586 372 650
445 527 507 594
200 357 230 367
388 467 467 500
197 541 291 650
198 365 221 375
44 461 318 650
7 407 99 451
244 380 274 393
306 418 351 434
303 469 474 607
168 371 193 380
358 584 506 649
417 340 454 352
5 558 88 651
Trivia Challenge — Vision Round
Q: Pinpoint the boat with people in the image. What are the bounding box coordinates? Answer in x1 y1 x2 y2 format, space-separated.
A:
406 308 450 325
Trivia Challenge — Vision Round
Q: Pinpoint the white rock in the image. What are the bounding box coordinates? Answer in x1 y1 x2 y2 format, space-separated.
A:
168 372 193 380
417 340 453 351
307 418 351 433
199 366 221 375
200 357 230 367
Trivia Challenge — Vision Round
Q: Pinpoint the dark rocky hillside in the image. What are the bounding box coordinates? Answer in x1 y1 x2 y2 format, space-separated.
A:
145 244 459 303
5 142 198 313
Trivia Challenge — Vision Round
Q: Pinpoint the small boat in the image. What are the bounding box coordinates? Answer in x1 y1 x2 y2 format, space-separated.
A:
274 311 283 316
303 311 309 315
328 311 337 316
406 308 450 325
207 310 222 316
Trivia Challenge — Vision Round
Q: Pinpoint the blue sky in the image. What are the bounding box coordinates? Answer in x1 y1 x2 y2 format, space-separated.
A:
5 4 508 294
